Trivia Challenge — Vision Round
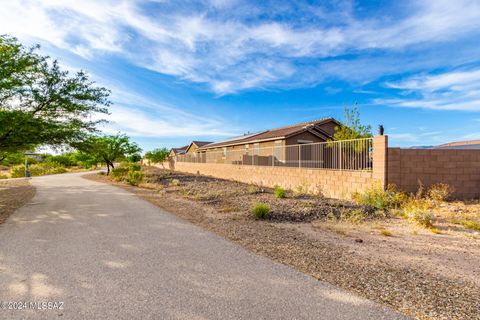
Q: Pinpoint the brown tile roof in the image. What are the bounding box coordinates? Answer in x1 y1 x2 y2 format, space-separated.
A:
192 141 213 147
171 145 188 154
199 118 338 149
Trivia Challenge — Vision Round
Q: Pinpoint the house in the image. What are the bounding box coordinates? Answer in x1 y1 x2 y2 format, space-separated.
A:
435 140 480 150
185 141 213 155
168 145 188 158
193 118 340 166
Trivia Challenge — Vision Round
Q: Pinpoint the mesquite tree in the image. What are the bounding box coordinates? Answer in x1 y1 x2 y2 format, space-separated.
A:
0 35 110 160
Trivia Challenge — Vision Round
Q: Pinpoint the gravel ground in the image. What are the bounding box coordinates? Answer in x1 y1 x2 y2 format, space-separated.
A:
0 178 35 224
85 170 480 320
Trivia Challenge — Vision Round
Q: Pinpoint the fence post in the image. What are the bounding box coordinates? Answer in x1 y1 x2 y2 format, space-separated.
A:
272 146 274 167
340 141 342 170
372 135 388 189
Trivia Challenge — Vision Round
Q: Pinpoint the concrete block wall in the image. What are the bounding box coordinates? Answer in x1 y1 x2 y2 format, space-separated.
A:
388 148 480 199
174 162 374 199
163 135 390 200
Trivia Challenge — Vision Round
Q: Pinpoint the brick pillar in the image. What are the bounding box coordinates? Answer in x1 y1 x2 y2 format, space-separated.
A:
372 135 388 188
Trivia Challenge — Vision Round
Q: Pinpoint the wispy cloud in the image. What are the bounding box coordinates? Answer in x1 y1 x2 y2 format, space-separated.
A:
379 68 480 111
97 84 237 138
1 0 480 94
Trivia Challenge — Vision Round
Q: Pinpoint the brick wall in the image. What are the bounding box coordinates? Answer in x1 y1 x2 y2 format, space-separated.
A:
388 148 480 199
173 162 375 199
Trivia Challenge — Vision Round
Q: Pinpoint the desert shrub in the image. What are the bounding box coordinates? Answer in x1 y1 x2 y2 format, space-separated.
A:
0 174 8 179
169 178 180 186
48 166 68 174
293 184 308 198
380 229 392 236
129 163 141 172
127 171 144 186
251 203 270 219
339 208 368 224
427 183 454 202
410 208 433 228
10 165 26 178
10 163 68 177
353 184 401 210
462 220 480 231
274 185 286 199
400 198 434 227
247 184 257 194
111 167 129 181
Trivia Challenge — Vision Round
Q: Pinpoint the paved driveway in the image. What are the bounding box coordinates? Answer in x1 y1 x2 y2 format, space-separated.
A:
0 173 407 319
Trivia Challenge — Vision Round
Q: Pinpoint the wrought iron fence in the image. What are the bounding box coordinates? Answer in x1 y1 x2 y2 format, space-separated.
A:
175 137 373 171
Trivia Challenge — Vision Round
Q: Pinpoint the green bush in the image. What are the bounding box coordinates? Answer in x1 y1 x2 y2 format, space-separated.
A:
127 171 144 186
10 165 26 178
129 163 141 171
251 203 270 219
25 157 39 165
10 163 68 177
111 167 129 181
274 185 286 199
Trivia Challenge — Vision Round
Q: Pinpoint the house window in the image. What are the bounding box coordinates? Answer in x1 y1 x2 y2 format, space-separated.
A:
274 140 283 161
245 144 249 155
222 147 227 159
253 143 260 155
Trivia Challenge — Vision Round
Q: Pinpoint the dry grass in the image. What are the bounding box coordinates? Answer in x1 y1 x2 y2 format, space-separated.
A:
380 229 392 236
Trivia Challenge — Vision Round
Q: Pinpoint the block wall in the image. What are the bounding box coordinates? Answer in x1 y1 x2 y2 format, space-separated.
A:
388 148 480 199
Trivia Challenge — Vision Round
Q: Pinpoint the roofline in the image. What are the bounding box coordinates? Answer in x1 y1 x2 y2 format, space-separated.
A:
198 136 288 150
198 118 339 150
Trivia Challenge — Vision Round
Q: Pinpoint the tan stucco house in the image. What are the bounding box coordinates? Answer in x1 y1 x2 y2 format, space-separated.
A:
168 145 188 158
193 118 340 165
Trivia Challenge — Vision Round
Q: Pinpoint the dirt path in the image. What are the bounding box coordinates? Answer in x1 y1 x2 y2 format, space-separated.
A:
0 172 405 320
84 170 480 320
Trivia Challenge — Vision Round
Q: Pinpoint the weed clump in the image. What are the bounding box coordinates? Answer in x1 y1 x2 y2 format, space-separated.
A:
274 185 286 199
251 203 270 219
427 183 454 202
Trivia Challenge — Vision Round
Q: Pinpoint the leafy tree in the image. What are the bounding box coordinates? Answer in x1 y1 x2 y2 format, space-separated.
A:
0 151 25 166
79 134 141 175
71 151 101 169
0 35 110 158
333 104 372 140
127 153 142 163
144 148 169 167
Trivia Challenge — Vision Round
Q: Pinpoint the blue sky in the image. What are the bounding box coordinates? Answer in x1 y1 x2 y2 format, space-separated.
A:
1 0 480 150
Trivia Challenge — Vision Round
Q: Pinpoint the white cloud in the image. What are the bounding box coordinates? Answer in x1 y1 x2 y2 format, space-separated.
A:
380 68 480 111
1 0 480 94
94 84 238 138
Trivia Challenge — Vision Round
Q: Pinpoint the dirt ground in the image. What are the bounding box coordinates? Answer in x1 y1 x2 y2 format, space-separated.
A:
84 169 480 320
0 178 35 224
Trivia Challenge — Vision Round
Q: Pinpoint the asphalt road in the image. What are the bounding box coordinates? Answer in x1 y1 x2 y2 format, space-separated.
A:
0 173 408 319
